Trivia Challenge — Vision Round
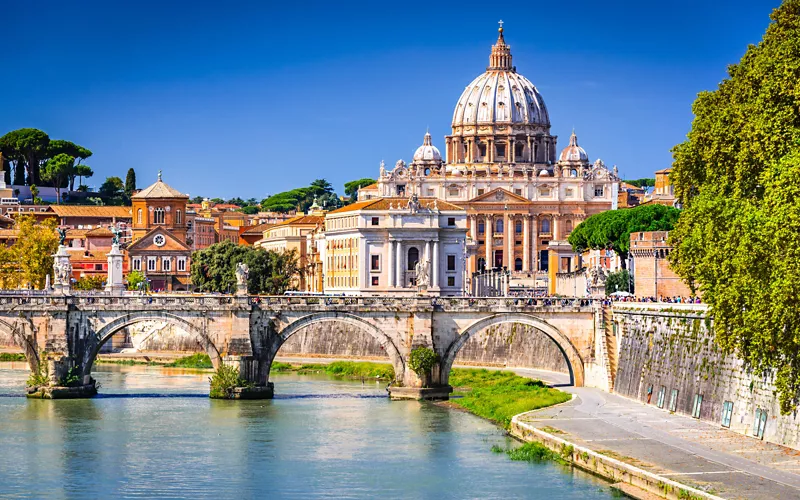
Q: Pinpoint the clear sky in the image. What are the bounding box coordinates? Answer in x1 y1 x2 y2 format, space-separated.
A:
2 0 781 200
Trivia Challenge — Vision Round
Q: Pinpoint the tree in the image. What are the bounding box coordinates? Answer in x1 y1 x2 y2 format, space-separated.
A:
344 178 376 200
623 178 655 188
568 204 680 269
126 270 146 291
240 206 258 215
0 129 50 185
0 244 19 289
668 1 800 414
41 154 74 204
14 216 59 289
74 276 105 291
605 269 632 295
190 196 204 204
48 140 92 190
99 176 125 203
125 168 136 200
261 187 309 213
190 241 300 294
74 164 93 189
309 179 333 196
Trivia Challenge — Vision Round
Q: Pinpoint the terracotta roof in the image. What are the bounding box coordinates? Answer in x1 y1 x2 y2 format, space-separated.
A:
359 183 378 190
328 197 464 214
85 227 114 237
212 203 241 210
654 167 673 174
620 182 644 191
0 229 19 239
50 205 133 218
132 179 188 199
271 215 325 228
242 222 274 235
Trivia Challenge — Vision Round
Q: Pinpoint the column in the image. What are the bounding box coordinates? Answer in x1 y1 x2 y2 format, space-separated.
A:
532 217 539 271
504 213 512 268
553 216 560 241
522 215 530 272
395 241 403 288
388 240 396 288
509 138 515 163
432 240 440 288
485 215 493 268
470 215 477 242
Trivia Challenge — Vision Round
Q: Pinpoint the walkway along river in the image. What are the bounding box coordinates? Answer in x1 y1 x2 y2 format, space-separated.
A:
0 363 617 499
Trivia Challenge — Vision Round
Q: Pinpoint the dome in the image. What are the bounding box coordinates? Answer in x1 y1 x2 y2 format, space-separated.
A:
538 169 550 177
413 132 442 162
558 131 589 163
451 25 550 129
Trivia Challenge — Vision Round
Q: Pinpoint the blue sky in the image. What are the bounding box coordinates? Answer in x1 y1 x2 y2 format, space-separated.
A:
1 0 781 200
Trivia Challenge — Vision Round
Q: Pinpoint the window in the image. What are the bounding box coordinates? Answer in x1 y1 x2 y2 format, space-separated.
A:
427 188 435 196
721 401 734 428
177 257 186 272
478 221 485 234
478 143 487 158
371 254 380 271
477 189 485 196
447 217 455 226
565 220 573 234
565 188 574 198
176 210 182 224
449 187 459 196
514 188 522 196
154 207 165 224
495 219 504 233
540 219 551 234
594 185 604 197
669 389 678 412
514 258 522 271
407 247 419 271
162 257 171 272
371 217 379 226
396 185 406 196
137 209 143 224
447 276 455 287
371 276 379 286
477 258 486 271
94 264 103 271
496 144 505 158
447 255 456 271
147 257 156 271
692 394 703 418
539 187 551 197
132 257 141 271
657 386 666 409
515 219 522 234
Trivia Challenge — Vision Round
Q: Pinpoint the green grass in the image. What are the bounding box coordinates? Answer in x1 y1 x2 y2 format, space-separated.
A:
0 352 25 362
164 353 214 369
270 360 395 380
96 358 160 366
448 368 571 429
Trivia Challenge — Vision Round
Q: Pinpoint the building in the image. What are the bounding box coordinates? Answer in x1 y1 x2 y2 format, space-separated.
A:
239 223 274 246
127 172 192 291
185 209 216 251
641 168 678 207
359 24 619 286
323 196 468 296
67 227 130 281
617 181 646 208
255 213 325 291
629 231 692 299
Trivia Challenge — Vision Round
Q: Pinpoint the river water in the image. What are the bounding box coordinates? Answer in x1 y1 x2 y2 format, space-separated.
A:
0 363 616 499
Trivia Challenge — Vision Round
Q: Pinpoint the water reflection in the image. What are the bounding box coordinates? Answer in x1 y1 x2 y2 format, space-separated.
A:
0 364 615 499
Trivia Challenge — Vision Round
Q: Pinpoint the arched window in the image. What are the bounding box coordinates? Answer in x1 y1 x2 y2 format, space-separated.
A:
514 258 523 271
407 247 419 271
137 209 142 225
565 219 573 233
477 258 486 271
477 220 485 234
495 218 504 234
540 218 551 234
176 210 182 224
154 207 165 224
515 219 523 234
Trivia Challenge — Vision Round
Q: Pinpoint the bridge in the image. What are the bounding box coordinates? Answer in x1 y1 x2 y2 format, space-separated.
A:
0 293 613 399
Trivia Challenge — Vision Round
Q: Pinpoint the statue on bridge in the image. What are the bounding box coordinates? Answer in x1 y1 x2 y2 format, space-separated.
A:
56 227 68 247
109 225 122 246
235 262 249 295
415 259 430 290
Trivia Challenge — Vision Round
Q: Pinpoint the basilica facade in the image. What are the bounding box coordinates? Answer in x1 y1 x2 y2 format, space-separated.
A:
359 24 619 282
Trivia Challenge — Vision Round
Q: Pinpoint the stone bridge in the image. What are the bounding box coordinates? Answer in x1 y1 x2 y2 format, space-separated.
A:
0 293 613 398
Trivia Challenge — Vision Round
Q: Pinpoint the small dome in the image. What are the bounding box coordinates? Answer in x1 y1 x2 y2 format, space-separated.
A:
538 169 550 177
559 131 589 163
413 132 442 162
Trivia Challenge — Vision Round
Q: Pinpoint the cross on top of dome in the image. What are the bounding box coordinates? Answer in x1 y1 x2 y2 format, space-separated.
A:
489 20 513 71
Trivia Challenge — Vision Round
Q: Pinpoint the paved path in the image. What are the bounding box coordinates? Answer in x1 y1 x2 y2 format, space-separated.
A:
513 369 800 500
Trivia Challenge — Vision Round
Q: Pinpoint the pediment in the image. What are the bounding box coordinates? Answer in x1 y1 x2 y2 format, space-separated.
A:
467 188 533 204
128 227 190 252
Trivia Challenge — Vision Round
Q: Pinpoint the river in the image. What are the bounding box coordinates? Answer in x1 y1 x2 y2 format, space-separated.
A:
0 363 616 499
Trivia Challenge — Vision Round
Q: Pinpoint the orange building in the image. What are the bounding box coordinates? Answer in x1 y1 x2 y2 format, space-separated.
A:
630 231 692 299
127 172 192 291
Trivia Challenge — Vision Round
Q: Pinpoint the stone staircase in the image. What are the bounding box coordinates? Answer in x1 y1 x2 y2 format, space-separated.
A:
595 305 618 391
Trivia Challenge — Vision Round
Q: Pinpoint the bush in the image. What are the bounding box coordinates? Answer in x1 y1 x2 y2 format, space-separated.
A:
408 346 439 386
26 352 49 387
165 353 213 369
209 364 252 399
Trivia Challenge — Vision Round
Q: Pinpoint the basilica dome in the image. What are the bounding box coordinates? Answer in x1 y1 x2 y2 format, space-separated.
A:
558 131 589 163
413 131 442 162
451 25 550 129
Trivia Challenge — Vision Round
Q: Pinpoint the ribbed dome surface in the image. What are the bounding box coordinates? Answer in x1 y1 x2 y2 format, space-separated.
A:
558 131 588 163
413 132 442 162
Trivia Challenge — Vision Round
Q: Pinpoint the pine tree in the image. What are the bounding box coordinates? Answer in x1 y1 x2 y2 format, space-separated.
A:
125 168 136 200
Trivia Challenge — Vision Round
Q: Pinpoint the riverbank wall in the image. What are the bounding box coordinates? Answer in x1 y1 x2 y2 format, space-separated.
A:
612 303 800 450
509 415 722 500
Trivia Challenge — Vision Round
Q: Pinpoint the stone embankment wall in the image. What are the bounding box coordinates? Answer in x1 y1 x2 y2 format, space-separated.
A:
454 323 568 373
614 304 800 449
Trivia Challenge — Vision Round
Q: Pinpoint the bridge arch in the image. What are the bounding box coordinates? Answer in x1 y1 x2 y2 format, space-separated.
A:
274 312 405 383
87 312 222 377
0 317 39 372
441 313 585 387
